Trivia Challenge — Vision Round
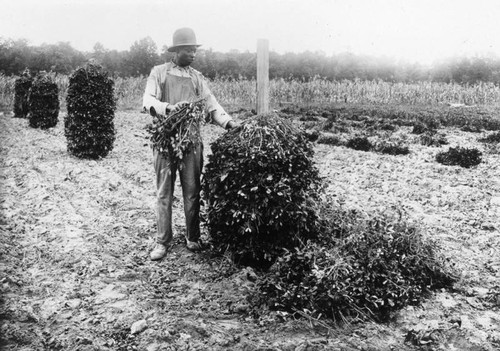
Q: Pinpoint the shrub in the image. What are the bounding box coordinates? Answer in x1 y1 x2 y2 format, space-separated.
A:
461 124 482 133
321 116 335 131
64 62 116 159
479 118 500 131
478 132 500 144
331 121 350 133
436 146 482 168
424 118 440 130
321 111 335 118
317 134 344 146
345 136 372 151
28 72 60 129
411 122 432 135
419 131 448 147
279 105 301 115
373 140 410 155
202 113 322 269
303 129 320 142
256 207 457 323
376 122 397 131
13 69 33 118
299 114 319 122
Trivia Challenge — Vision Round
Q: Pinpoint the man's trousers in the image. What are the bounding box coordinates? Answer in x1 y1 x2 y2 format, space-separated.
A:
153 144 203 245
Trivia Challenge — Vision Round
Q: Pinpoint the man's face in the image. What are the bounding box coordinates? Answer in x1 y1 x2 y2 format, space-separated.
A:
175 46 197 67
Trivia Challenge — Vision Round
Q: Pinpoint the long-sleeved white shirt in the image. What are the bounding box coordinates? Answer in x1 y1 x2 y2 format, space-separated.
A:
142 62 232 128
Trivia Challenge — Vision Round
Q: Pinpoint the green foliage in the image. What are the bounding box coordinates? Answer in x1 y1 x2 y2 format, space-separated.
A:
345 136 372 151
145 99 207 160
256 207 457 323
64 62 116 159
435 146 482 168
28 72 59 129
13 69 32 118
202 114 322 269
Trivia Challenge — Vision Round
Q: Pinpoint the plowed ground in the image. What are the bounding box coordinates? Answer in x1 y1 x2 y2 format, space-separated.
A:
1 109 499 350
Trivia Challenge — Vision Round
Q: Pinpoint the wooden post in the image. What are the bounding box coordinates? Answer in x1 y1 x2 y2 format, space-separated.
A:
256 39 269 114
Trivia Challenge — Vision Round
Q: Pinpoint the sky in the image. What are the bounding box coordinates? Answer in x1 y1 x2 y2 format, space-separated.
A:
1 0 500 65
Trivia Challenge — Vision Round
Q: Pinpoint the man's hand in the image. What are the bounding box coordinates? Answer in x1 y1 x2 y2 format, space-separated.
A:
167 101 189 114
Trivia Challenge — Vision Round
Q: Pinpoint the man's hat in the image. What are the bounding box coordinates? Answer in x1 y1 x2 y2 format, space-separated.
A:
167 27 202 52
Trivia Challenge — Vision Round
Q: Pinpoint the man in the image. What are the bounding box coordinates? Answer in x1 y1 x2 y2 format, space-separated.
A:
143 27 239 261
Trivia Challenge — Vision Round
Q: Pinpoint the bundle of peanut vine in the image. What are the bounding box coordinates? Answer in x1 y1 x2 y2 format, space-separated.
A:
146 98 207 160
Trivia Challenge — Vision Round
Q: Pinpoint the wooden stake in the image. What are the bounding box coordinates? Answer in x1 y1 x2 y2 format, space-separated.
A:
257 39 269 114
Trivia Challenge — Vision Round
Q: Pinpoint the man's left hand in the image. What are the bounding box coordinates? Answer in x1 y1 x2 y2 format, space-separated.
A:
226 120 241 130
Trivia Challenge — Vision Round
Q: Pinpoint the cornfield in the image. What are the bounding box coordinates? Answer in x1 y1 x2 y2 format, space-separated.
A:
264 78 500 107
1 74 500 111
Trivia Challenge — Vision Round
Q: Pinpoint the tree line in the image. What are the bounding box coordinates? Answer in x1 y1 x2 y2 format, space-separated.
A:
2 36 500 84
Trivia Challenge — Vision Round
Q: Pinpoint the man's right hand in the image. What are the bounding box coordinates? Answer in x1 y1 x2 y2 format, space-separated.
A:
167 101 189 114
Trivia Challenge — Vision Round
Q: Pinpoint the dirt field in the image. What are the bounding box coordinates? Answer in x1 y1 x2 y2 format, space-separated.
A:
1 109 499 350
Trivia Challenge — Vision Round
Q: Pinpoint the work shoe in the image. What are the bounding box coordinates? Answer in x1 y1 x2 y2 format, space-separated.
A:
186 239 204 252
150 244 168 261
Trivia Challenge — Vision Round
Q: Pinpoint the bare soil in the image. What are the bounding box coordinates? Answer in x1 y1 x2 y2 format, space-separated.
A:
1 110 499 350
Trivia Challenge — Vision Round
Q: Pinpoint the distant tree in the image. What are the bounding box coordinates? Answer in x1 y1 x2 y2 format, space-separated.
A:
192 48 219 79
125 36 160 76
47 42 86 74
92 42 106 63
239 51 256 79
22 42 86 74
90 43 126 76
430 56 499 84
219 50 241 79
0 38 32 75
469 57 493 83
4 35 500 84
160 45 175 64
102 49 128 76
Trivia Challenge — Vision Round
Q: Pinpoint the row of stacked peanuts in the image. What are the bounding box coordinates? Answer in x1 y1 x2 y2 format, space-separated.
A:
12 63 116 159
13 69 59 129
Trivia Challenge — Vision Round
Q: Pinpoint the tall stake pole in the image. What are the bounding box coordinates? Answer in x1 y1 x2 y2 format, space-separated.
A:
257 39 269 114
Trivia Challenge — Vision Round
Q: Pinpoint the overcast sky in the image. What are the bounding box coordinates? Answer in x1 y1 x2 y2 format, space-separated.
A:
1 0 499 64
